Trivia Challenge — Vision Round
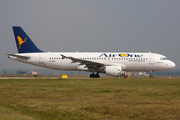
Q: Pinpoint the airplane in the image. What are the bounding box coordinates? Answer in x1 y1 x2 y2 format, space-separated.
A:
7 26 175 78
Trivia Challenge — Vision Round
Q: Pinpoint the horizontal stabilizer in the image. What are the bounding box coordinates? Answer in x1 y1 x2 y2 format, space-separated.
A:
7 54 30 60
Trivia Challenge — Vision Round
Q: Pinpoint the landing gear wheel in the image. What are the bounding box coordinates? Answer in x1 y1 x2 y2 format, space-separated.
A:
90 73 100 78
90 73 95 78
95 74 100 78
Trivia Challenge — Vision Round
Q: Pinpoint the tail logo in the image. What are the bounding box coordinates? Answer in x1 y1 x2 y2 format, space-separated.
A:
17 36 27 49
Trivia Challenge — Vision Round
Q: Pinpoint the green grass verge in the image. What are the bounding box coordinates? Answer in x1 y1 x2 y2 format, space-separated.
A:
0 77 180 119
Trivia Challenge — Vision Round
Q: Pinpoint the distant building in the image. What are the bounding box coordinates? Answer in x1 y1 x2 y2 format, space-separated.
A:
4 70 6 75
139 72 148 76
132 72 148 76
29 70 39 75
16 70 27 75
126 72 132 76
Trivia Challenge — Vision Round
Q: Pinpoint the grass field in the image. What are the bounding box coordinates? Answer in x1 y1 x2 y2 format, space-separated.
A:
0 76 180 120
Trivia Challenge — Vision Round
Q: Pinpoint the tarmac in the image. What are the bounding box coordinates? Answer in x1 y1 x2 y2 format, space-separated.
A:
0 77 62 79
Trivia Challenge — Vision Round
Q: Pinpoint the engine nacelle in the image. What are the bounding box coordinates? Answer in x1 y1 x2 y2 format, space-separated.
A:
105 66 123 77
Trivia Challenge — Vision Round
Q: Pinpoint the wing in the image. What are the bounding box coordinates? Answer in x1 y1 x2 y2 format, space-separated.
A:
7 54 30 60
61 54 106 71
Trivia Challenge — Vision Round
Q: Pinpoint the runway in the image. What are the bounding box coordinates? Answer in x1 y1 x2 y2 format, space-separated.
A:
0 76 61 79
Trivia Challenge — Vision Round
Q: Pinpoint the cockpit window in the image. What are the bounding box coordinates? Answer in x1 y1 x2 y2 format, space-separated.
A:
160 57 167 60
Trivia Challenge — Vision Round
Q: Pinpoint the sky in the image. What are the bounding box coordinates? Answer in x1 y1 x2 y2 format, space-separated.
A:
0 0 180 70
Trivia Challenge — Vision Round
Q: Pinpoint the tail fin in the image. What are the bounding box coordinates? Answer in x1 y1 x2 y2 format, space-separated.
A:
12 26 43 53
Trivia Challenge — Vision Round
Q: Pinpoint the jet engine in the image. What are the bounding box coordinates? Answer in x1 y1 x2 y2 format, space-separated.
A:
105 66 124 77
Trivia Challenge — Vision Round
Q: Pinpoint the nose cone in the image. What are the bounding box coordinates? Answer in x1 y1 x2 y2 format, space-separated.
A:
166 61 175 70
163 60 176 70
170 61 176 69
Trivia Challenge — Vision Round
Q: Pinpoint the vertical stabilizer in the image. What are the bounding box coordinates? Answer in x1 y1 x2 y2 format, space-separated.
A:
13 26 43 53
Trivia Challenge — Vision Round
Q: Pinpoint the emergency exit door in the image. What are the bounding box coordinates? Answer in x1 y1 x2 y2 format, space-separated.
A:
39 55 44 64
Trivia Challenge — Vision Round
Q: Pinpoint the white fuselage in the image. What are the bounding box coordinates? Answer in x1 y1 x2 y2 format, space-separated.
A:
8 52 175 73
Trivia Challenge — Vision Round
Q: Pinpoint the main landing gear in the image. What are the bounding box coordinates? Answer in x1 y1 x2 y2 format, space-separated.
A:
150 71 154 78
90 72 100 78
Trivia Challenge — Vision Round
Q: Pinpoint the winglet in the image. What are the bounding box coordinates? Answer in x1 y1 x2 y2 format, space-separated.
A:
13 26 43 53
